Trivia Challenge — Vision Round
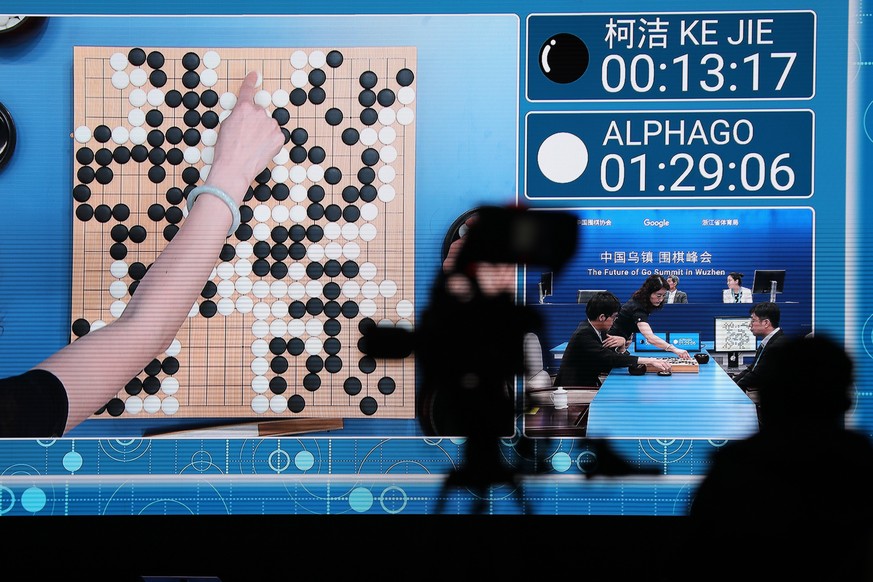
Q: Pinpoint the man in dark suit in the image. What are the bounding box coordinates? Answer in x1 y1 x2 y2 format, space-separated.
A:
732 302 786 394
554 291 671 387
666 275 688 303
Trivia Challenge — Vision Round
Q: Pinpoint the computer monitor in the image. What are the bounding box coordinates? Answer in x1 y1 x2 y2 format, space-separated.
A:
538 272 553 303
668 332 701 353
714 317 757 352
752 269 786 294
634 332 669 352
577 289 606 304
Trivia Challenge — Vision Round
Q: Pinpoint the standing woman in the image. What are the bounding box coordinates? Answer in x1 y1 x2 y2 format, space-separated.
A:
723 272 753 303
608 274 691 360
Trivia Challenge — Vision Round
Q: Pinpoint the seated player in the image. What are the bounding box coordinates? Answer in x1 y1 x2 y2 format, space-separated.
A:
732 301 786 394
554 291 671 387
665 275 688 303
608 275 692 360
0 71 285 438
723 271 753 303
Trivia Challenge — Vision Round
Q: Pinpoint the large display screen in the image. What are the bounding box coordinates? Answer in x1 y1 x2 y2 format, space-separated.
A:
0 0 869 530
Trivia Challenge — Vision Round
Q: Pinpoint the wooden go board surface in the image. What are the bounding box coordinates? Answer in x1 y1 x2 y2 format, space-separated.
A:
71 46 416 420
645 358 700 373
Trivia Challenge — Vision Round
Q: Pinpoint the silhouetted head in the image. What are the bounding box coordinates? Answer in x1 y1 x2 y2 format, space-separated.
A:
757 334 853 430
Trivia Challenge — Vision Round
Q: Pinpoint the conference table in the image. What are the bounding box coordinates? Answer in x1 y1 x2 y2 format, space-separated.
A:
528 347 760 440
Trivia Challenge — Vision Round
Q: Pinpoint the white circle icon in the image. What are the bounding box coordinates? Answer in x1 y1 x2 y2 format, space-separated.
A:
537 132 588 184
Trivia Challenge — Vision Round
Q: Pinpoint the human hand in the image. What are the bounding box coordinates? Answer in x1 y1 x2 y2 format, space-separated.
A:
673 348 691 360
645 358 672 372
602 334 626 349
207 71 285 200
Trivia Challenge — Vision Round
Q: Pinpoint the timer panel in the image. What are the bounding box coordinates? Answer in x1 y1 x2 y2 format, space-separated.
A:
527 11 816 101
525 110 813 199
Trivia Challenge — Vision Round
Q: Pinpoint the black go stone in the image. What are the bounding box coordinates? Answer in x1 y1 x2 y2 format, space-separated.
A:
73 184 91 202
147 51 165 68
287 338 305 356
288 394 305 413
325 355 343 373
344 377 362 396
290 88 307 106
308 87 326 104
253 240 271 259
377 89 396 106
131 145 149 162
359 71 378 89
360 185 378 201
360 396 378 415
199 300 217 318
94 204 112 222
201 110 219 129
342 186 359 203
165 206 183 224
326 50 343 67
201 90 218 107
219 243 236 261
361 148 379 166
303 373 321 391
146 129 164 148
182 52 200 70
269 337 287 355
358 90 376 107
148 147 166 164
396 68 415 85
109 242 128 260
128 48 146 66
166 147 184 165
110 224 128 242
183 128 201 146
113 204 130 221
113 146 131 164
183 91 200 109
129 225 147 243
308 69 326 86
148 165 166 184
95 147 113 166
72 318 91 338
343 205 360 222
290 146 307 164
95 167 114 185
325 108 343 126
76 147 94 165
183 109 201 127
289 301 306 318
165 187 184 205
324 167 342 185
360 108 378 126
341 128 359 146
182 70 200 89
77 166 95 184
146 109 164 127
164 225 178 243
358 167 376 184
166 126 183 144
324 204 342 222
270 377 287 395
165 90 183 108
324 300 341 318
149 70 167 87
94 125 112 143
308 146 326 164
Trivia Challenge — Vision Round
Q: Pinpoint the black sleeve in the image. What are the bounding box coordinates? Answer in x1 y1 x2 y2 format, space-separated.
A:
0 369 69 438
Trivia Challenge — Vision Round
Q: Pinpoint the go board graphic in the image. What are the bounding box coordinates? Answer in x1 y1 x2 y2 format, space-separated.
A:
70 46 416 421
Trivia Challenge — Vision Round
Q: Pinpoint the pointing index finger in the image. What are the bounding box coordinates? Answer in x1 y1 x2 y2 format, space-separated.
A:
236 71 261 104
